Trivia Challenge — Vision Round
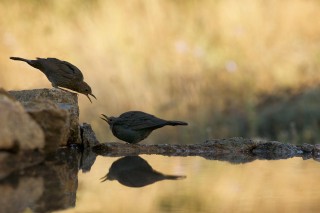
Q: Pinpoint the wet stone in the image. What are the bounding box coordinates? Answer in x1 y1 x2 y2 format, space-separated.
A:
92 137 317 162
314 144 320 152
21 100 70 152
0 176 44 213
81 123 100 148
313 144 320 160
0 88 45 151
0 147 81 213
0 151 44 180
9 88 80 144
79 123 99 172
300 143 314 153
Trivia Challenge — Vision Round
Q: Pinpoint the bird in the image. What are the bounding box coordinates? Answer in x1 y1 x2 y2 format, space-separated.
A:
101 156 186 187
10 56 96 102
100 111 188 144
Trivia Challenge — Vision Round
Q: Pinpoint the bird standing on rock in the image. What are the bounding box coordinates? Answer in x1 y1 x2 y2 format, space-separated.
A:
10 57 96 102
101 111 188 144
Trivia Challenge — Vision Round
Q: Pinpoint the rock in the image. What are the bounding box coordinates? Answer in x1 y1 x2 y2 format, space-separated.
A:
252 141 299 159
313 144 320 160
81 123 100 148
203 137 257 153
33 148 80 212
92 137 312 162
79 123 99 172
0 88 45 151
9 88 81 144
314 144 320 152
300 143 314 152
92 137 260 157
0 151 44 180
20 100 70 151
0 176 44 213
0 147 81 213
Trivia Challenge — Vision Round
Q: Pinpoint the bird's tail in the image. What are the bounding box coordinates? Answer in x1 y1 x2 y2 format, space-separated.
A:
10 57 31 63
164 174 187 180
167 120 188 126
10 57 41 69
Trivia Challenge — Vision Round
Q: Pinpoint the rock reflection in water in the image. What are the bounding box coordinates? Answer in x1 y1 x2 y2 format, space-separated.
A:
101 156 186 187
0 147 81 213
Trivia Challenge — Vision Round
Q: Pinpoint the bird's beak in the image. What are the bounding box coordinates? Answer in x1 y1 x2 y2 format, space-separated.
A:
100 114 110 124
90 93 97 99
100 173 113 182
86 93 96 103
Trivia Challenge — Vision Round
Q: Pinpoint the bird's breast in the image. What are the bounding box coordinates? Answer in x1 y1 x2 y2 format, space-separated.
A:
112 125 150 143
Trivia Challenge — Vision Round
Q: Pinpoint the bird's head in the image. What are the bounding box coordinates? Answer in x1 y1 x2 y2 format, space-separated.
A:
77 81 96 103
101 114 117 126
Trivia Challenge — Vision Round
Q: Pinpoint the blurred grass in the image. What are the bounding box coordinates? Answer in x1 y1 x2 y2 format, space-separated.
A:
1 0 320 143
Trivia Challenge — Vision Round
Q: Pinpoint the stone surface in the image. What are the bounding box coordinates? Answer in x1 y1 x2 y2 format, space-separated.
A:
9 88 80 144
0 176 44 213
33 147 80 212
0 88 45 151
80 123 99 172
0 147 81 213
0 151 44 180
81 123 100 148
21 100 70 151
313 144 320 160
314 144 320 153
251 140 299 159
92 137 316 163
300 143 314 152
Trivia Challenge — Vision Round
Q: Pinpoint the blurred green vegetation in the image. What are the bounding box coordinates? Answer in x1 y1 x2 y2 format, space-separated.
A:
257 87 320 144
1 0 320 144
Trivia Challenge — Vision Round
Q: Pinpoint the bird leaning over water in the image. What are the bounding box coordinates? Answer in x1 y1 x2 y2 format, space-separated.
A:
100 111 188 144
10 57 96 102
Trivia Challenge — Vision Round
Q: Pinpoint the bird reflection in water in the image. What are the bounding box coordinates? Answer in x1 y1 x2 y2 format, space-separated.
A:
101 156 186 187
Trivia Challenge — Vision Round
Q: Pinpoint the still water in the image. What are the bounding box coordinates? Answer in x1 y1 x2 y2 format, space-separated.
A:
2 149 320 213
59 154 320 213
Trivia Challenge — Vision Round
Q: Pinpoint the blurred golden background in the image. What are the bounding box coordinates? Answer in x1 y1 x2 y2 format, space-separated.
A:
2 0 320 143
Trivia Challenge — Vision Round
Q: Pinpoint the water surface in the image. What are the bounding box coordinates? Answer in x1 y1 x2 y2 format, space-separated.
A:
58 155 320 213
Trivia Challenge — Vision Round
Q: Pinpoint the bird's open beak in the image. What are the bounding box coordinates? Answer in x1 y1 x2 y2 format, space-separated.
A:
100 114 110 124
86 93 97 103
100 174 114 182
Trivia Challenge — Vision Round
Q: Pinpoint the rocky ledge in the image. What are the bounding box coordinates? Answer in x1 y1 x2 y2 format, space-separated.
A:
92 137 320 164
1 87 320 179
2 87 320 212
9 88 80 146
0 88 83 179
80 124 320 163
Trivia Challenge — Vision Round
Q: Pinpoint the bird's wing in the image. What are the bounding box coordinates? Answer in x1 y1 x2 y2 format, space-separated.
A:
46 58 84 81
118 111 167 130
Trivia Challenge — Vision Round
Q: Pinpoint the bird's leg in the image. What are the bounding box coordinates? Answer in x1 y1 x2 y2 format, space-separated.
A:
51 82 59 88
58 87 78 95
52 84 77 95
50 83 60 92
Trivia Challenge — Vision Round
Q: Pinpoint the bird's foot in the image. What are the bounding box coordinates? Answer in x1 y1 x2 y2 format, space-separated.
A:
54 87 78 95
